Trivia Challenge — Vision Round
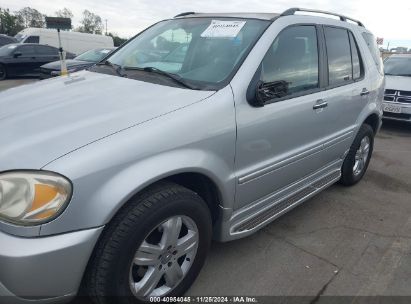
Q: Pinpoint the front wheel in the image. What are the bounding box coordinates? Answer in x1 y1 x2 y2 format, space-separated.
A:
340 124 374 186
0 64 7 80
86 182 212 304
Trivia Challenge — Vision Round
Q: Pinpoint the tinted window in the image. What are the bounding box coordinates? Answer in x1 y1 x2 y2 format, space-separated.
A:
25 36 40 43
17 45 36 55
35 45 58 55
349 32 363 80
362 32 383 74
324 27 352 86
260 25 319 98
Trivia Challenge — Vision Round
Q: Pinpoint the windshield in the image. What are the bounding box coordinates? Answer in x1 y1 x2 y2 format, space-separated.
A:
0 44 17 56
14 34 26 42
76 48 114 62
384 57 411 76
105 18 269 89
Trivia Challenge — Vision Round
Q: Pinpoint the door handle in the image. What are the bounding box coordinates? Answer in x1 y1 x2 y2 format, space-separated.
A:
313 100 328 110
360 88 370 96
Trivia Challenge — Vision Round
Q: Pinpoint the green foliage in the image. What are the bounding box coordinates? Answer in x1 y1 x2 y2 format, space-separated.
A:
0 7 24 36
76 10 103 34
16 7 45 28
55 8 74 19
107 32 127 47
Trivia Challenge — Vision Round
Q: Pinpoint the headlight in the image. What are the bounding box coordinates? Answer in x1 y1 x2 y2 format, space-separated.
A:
0 171 72 225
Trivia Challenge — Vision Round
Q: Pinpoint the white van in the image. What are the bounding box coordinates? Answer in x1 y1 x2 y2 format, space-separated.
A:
15 28 114 55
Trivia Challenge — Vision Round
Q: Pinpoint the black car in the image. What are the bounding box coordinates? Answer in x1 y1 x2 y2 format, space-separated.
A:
0 34 17 47
40 47 116 79
0 43 75 80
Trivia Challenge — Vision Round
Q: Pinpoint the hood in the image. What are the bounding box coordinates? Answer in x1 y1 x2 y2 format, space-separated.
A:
385 75 411 91
41 60 93 71
0 70 214 170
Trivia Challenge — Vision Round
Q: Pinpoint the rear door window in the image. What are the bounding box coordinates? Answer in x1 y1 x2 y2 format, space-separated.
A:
35 45 59 56
324 27 352 86
17 45 36 56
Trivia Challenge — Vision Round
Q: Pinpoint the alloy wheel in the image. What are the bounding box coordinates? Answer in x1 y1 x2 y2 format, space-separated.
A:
353 136 370 176
129 215 199 299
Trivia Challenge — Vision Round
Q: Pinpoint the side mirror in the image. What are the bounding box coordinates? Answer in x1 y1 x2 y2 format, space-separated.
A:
13 52 22 58
253 80 289 106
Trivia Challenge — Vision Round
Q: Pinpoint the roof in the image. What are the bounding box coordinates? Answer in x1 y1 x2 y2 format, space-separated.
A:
174 8 364 27
174 12 280 21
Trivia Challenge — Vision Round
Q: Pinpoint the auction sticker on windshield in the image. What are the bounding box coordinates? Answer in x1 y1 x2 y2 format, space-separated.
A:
201 20 246 38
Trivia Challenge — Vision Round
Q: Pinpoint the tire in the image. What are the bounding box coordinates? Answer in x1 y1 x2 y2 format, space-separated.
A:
85 181 212 304
0 64 7 81
340 124 374 186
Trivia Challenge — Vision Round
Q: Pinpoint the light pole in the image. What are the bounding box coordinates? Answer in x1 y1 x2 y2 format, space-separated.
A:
105 19 108 35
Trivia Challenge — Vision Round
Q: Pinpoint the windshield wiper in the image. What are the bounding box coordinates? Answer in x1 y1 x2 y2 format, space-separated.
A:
96 60 127 77
125 66 199 90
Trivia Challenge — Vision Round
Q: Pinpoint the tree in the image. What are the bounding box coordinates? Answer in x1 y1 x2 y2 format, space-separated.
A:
0 7 24 36
77 10 103 34
107 32 127 47
55 8 73 19
16 7 44 28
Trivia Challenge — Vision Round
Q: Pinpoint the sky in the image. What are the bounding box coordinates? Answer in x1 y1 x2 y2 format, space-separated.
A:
1 0 410 48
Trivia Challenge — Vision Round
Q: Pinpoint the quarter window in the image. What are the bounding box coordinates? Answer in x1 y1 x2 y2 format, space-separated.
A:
324 27 352 86
362 32 383 74
260 25 319 99
24 36 40 43
349 32 363 80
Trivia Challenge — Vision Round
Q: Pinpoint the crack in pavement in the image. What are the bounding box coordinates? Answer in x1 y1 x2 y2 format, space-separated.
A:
262 228 340 269
309 270 339 304
274 224 411 240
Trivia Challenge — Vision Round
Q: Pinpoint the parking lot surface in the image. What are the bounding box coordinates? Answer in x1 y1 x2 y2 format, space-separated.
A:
2 79 411 300
0 78 38 92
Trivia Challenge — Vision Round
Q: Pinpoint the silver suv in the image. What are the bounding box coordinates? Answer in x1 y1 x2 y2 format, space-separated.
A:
0 8 384 303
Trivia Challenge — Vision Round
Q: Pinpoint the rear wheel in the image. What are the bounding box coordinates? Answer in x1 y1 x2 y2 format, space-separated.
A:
0 64 7 80
340 124 374 186
86 182 212 304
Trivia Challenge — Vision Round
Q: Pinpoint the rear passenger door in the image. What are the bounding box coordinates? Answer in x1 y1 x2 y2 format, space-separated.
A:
319 26 369 164
33 45 60 72
10 45 37 76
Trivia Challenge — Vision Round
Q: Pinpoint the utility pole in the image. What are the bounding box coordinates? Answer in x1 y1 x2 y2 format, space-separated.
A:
105 19 108 35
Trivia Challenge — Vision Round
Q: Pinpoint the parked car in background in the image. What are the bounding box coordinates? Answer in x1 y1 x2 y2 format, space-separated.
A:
383 54 411 122
0 8 383 303
0 43 75 80
40 47 116 79
15 28 114 55
0 34 17 47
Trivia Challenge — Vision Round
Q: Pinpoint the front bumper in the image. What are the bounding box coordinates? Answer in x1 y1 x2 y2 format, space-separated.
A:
382 101 411 122
0 227 103 303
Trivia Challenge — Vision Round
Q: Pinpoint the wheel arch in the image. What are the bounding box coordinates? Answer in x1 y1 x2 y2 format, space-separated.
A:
362 113 381 134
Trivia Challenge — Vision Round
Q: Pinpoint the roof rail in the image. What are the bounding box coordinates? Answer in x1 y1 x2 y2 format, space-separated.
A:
281 8 364 27
174 12 196 18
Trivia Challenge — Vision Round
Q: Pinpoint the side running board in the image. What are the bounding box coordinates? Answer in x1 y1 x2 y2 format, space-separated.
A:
233 171 341 233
